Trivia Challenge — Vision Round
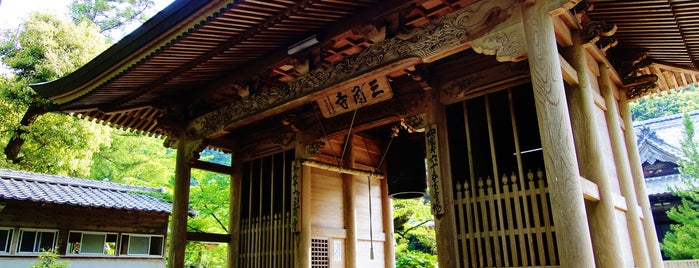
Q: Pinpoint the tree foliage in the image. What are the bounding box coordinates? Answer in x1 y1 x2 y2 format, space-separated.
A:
90 130 174 186
69 0 155 36
630 86 699 121
661 113 699 259
0 12 110 176
393 198 437 268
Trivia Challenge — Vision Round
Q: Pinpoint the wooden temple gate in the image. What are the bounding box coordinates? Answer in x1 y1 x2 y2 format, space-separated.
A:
33 0 699 267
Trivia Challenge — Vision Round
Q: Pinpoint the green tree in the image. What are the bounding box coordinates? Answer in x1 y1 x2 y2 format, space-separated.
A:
630 86 699 121
30 249 69 268
661 113 699 259
393 198 437 268
0 12 111 176
89 129 174 186
69 0 155 36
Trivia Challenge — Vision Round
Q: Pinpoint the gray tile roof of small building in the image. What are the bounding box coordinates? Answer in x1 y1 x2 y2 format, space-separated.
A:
645 174 692 196
0 169 173 214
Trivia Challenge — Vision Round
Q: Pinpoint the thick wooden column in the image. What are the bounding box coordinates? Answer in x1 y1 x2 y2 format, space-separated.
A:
296 135 312 268
564 32 626 267
343 135 358 268
600 64 650 267
521 2 596 267
424 89 458 268
228 152 243 268
619 91 664 267
168 137 203 268
381 171 396 268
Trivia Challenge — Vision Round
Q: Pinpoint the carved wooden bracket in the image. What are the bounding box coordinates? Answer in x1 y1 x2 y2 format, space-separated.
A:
617 52 658 99
185 0 523 140
471 1 527 62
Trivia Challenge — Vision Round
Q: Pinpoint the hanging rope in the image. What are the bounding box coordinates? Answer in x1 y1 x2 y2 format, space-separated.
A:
313 107 342 166
339 105 359 166
368 175 375 260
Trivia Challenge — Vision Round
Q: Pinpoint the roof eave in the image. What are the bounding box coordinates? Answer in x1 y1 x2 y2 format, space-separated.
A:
30 0 213 104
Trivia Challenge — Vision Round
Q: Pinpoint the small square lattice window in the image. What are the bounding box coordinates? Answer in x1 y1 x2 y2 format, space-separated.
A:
311 238 329 268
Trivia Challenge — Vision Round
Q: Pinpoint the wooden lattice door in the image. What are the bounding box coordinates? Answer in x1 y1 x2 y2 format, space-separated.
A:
445 85 558 267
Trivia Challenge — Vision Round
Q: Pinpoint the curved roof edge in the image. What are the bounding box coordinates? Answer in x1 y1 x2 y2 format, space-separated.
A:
30 0 212 104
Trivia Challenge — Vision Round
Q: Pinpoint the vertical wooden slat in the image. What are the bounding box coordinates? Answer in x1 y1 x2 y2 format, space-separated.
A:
462 102 476 187
527 170 545 265
485 177 502 267
502 174 518 266
485 95 508 266
282 153 288 268
455 182 467 268
464 182 477 268
537 169 556 264
477 178 492 268
246 161 254 268
256 159 264 268
507 89 529 267
510 173 528 266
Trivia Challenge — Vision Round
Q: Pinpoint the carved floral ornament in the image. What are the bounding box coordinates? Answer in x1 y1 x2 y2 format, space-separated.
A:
184 0 526 142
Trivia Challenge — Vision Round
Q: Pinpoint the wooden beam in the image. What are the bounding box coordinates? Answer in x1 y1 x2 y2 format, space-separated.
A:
186 231 230 243
186 0 414 107
300 159 383 179
189 159 233 175
580 177 600 201
559 54 579 86
186 0 524 140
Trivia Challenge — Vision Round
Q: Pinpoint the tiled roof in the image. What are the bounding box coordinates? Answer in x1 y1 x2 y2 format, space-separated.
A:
0 169 172 214
646 174 691 196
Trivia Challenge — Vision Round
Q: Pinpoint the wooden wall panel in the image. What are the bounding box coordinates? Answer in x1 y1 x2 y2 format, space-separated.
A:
354 177 384 234
0 200 168 235
356 240 385 268
615 210 635 266
311 168 345 229
593 107 622 194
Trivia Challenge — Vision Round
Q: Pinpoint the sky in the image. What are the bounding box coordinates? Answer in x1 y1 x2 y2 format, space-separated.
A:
0 0 175 35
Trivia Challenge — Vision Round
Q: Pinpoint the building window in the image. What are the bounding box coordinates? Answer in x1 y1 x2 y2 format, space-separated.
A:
0 227 13 254
67 231 117 255
17 229 57 254
120 234 163 256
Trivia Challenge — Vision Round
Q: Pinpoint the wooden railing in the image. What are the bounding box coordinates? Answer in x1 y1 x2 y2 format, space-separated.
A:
454 169 558 267
239 213 295 268
665 260 699 268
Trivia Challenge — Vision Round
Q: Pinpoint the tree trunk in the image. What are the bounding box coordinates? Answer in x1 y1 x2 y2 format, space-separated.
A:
4 104 48 163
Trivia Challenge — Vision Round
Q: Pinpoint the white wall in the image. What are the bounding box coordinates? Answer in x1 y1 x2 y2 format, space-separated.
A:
0 256 165 268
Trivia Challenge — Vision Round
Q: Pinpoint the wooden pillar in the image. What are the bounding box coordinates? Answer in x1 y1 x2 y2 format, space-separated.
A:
600 64 650 267
344 135 358 268
564 32 626 268
521 2 596 267
228 151 243 268
424 89 458 268
381 170 396 268
619 90 665 267
296 136 312 268
168 137 203 268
